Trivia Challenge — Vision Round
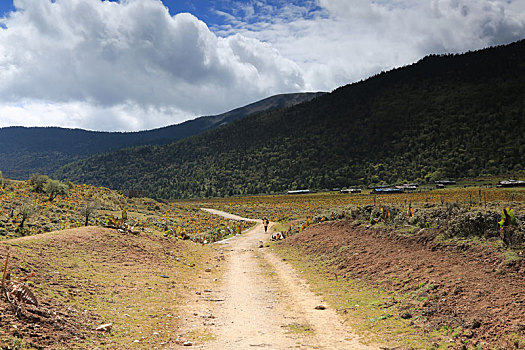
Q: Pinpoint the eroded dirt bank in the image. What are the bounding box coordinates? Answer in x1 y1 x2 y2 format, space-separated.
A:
279 220 525 349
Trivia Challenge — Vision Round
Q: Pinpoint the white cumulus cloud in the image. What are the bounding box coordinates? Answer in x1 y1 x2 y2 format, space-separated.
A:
215 0 525 91
1 0 524 131
0 0 305 131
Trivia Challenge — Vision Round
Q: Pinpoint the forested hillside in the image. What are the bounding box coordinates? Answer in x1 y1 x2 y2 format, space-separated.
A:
56 40 525 198
0 92 323 179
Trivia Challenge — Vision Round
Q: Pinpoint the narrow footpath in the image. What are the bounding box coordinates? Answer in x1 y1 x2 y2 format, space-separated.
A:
174 209 376 349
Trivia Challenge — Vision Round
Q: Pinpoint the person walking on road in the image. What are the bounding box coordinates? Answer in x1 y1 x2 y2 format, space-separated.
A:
263 217 269 233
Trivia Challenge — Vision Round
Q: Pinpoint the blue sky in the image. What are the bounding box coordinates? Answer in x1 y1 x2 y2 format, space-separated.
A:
1 0 524 131
0 2 15 17
0 1 323 32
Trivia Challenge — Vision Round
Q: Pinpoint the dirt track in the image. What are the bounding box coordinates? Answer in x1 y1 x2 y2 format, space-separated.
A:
177 209 374 349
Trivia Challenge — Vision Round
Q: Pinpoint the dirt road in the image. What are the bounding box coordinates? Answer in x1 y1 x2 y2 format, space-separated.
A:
178 209 375 349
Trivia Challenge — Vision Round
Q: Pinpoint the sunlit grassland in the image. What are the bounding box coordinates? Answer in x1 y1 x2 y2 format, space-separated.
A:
195 186 524 222
1 229 219 349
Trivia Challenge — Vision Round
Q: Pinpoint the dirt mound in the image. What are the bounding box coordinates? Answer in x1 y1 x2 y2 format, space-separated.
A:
282 220 525 348
1 226 214 349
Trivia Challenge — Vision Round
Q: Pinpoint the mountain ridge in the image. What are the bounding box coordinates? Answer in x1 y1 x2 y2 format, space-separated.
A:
0 92 324 179
55 39 525 198
56 41 525 198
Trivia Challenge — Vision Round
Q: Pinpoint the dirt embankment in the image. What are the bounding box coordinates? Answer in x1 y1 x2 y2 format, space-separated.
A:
281 220 525 348
0 226 217 349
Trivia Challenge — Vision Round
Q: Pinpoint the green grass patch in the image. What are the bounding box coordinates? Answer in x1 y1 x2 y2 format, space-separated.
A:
284 323 314 335
271 222 289 233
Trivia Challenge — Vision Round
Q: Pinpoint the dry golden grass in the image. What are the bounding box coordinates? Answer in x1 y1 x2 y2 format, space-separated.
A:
1 226 220 349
